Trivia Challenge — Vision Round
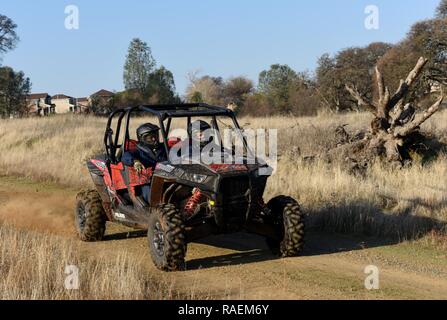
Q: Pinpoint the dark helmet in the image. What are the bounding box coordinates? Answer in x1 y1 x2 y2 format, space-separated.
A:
188 120 211 136
136 123 160 148
188 120 212 147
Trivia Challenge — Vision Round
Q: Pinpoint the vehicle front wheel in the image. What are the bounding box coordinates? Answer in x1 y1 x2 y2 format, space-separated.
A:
265 196 305 257
74 189 106 241
147 204 187 271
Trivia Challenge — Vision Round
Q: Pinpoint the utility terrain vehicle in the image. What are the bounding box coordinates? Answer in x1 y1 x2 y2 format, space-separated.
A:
74 103 305 271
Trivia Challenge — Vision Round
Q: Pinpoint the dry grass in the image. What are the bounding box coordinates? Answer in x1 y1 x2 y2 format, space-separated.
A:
0 111 446 240
0 111 447 300
0 223 182 300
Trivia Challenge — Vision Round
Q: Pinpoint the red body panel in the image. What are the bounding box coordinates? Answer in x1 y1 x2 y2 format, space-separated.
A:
110 163 127 190
127 167 153 187
208 164 248 173
91 157 152 193
110 163 153 191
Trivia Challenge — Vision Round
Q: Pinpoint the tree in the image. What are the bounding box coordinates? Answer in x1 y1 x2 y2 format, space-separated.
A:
89 93 116 116
221 76 253 107
241 93 272 116
315 53 340 111
288 73 321 116
0 16 29 118
123 38 156 94
345 57 444 164
122 39 179 105
185 75 223 104
147 66 179 104
436 0 447 18
114 89 147 108
185 74 254 109
0 15 19 58
189 91 203 103
258 64 298 113
410 19 447 86
0 66 31 118
316 42 392 112
378 10 447 103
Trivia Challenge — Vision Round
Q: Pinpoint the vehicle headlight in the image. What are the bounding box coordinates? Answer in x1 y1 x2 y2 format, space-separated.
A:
182 172 208 184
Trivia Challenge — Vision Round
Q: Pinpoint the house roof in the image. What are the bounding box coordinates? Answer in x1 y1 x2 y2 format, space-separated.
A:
52 94 73 100
27 93 49 100
77 97 89 102
90 89 114 97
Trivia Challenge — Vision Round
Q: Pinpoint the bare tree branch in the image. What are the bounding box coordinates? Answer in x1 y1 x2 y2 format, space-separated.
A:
315 86 333 111
387 57 428 111
376 66 385 102
376 66 392 118
395 94 445 137
345 84 377 115
389 102 411 131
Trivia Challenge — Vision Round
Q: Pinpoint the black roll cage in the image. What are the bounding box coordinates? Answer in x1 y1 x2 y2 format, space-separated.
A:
104 103 253 165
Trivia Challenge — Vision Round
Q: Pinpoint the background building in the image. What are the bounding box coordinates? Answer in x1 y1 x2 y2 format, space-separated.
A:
51 94 76 114
26 93 55 116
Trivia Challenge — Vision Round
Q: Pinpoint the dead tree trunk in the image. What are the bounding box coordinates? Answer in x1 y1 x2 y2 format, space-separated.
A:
345 57 444 164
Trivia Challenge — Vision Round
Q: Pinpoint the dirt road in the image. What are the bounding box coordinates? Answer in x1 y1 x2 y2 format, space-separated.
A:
1 176 446 299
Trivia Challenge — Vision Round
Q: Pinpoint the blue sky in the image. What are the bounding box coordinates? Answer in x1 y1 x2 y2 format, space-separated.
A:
0 0 440 98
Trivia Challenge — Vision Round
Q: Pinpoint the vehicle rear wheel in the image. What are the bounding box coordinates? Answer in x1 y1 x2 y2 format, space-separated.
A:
74 189 106 241
265 195 305 257
147 204 186 271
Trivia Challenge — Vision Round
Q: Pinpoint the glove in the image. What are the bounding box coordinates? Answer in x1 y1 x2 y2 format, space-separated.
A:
134 160 145 174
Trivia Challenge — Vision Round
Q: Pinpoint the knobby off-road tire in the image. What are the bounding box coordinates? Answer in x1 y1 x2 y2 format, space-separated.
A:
147 204 187 272
74 189 106 242
266 196 305 257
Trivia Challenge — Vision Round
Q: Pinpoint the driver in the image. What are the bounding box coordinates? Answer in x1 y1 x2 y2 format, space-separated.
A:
122 123 167 203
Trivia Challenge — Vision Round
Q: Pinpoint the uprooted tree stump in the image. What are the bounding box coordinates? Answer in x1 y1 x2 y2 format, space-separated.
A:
340 57 445 167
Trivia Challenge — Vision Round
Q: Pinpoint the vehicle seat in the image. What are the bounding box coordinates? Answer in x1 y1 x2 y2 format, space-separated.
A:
167 137 182 149
125 139 138 152
116 139 138 162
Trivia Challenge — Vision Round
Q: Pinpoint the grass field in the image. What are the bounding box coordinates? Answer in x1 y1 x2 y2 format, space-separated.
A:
0 111 446 299
0 223 185 300
1 111 446 238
